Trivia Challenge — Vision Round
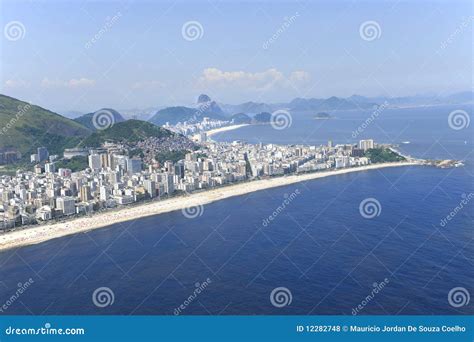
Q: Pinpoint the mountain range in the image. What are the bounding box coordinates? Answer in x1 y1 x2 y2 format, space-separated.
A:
0 95 178 162
148 95 227 126
0 90 471 163
73 108 126 131
147 91 473 125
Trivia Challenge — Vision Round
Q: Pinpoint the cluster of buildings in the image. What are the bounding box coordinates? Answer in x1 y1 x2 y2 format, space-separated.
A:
0 148 21 165
30 146 52 163
163 117 231 136
0 135 376 230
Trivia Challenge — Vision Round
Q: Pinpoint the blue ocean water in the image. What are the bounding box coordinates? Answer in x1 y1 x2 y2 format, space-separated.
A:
0 104 472 315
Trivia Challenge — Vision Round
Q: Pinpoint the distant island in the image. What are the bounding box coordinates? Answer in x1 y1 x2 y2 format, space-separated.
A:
314 112 332 119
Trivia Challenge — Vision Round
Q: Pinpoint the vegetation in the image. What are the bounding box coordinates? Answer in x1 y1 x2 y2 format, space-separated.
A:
253 112 271 123
231 113 252 124
155 150 187 163
0 94 90 158
79 120 174 147
129 148 144 158
364 148 405 163
55 156 89 172
0 163 32 176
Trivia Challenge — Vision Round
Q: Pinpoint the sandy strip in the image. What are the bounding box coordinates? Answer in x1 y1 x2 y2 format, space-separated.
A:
0 162 422 251
206 124 250 137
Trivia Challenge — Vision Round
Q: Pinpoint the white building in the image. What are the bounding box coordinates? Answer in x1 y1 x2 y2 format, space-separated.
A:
359 139 374 151
56 196 75 216
88 154 101 170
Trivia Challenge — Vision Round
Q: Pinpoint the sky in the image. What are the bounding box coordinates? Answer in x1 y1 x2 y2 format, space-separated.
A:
0 0 472 113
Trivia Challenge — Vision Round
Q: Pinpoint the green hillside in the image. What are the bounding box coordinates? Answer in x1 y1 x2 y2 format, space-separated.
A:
0 94 91 158
79 119 174 147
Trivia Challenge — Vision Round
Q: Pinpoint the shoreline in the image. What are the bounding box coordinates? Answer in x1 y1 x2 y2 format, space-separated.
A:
206 124 250 137
0 161 422 252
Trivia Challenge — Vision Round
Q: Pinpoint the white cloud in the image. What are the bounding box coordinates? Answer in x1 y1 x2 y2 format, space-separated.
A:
131 80 165 90
289 71 310 83
41 77 96 89
41 78 63 88
4 79 31 88
198 68 309 91
68 78 96 88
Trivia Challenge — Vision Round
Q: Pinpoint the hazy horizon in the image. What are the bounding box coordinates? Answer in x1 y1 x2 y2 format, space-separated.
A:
1 0 472 113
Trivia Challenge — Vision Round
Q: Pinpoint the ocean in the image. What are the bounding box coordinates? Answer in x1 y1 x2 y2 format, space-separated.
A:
0 104 472 315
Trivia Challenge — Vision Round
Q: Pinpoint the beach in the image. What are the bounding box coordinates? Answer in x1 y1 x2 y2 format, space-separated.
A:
206 124 250 137
0 161 423 252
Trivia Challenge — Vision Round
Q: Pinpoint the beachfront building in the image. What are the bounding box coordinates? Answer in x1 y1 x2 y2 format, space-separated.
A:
56 197 75 216
359 139 374 151
0 137 380 230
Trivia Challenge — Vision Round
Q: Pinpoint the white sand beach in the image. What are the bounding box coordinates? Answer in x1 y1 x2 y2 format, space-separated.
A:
0 161 422 251
206 124 250 137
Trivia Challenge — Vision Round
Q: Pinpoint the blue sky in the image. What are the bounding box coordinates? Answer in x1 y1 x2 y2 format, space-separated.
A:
0 0 472 112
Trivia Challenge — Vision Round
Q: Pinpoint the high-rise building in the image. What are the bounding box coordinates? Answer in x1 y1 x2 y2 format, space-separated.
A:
99 186 109 201
144 180 157 198
359 139 374 151
34 164 42 174
163 173 174 194
56 197 75 216
199 132 207 143
44 162 56 174
37 147 49 162
88 154 101 170
164 161 174 174
174 162 185 178
114 155 128 172
127 158 142 175
80 185 92 202
100 154 109 169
